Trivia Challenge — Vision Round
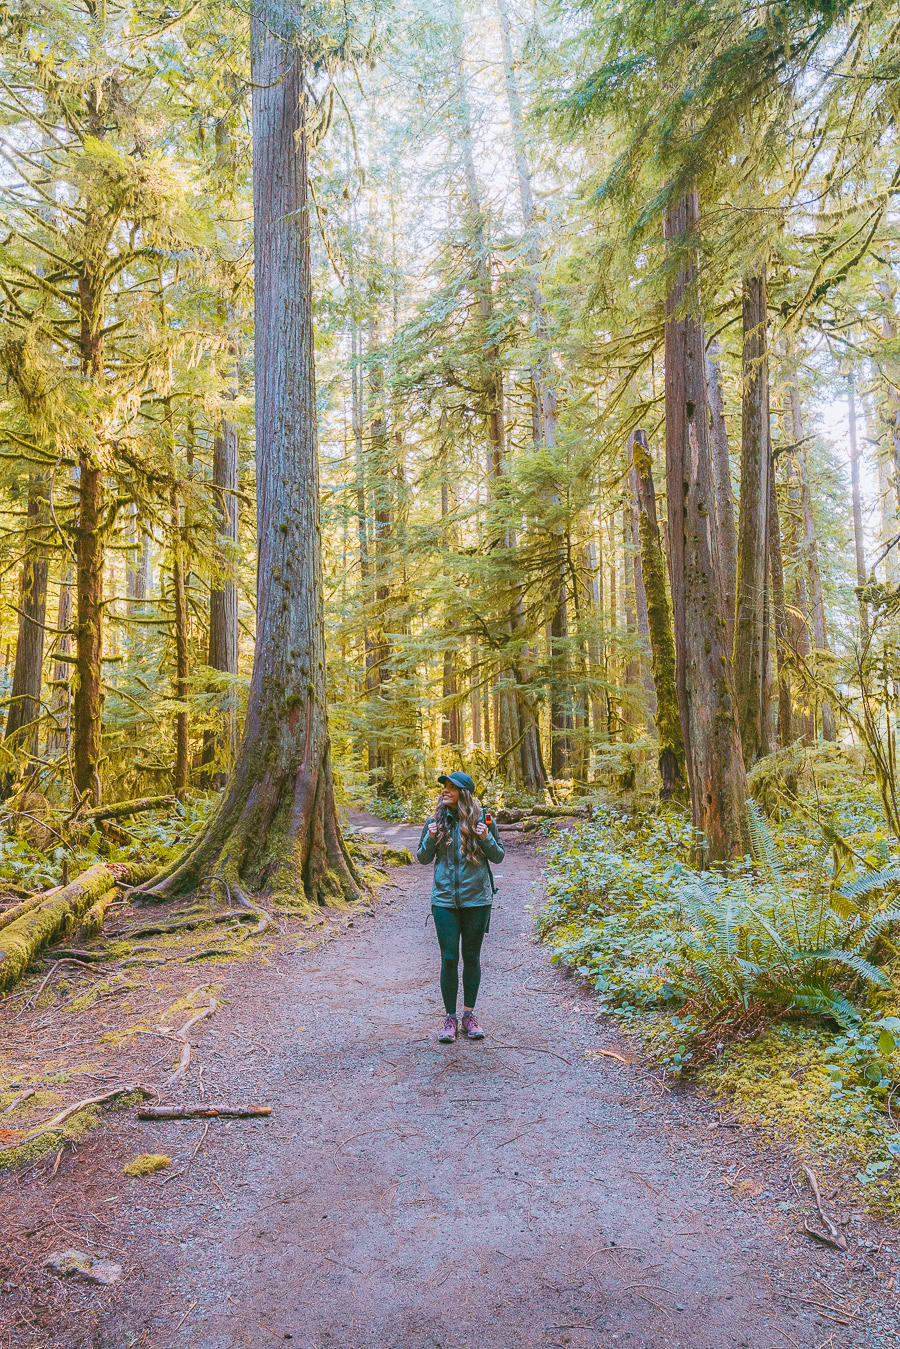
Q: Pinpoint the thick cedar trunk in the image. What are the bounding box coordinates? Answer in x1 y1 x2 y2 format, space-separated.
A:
621 510 637 741
790 384 836 741
705 338 738 647
144 11 358 905
170 489 190 804
663 193 747 861
5 487 48 759
848 369 869 637
202 422 239 785
733 270 770 766
632 431 685 794
74 459 104 803
767 455 793 747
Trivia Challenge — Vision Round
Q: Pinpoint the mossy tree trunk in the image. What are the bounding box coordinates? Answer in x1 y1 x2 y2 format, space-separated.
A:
705 339 738 650
201 420 239 786
663 193 747 860
5 482 49 764
767 452 793 747
144 11 358 907
632 429 685 795
733 268 771 766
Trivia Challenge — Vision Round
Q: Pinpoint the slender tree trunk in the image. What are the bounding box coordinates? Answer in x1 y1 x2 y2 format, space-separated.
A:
202 422 239 785
663 193 747 861
632 430 685 794
789 385 836 740
628 477 657 726
768 453 793 747
706 338 738 646
5 485 49 761
145 9 358 905
783 451 814 741
733 269 770 766
47 567 73 756
170 487 190 804
74 458 104 804
848 368 869 636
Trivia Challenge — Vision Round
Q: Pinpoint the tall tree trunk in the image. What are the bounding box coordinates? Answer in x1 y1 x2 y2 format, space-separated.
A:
768 454 793 747
733 269 770 766
848 368 869 637
628 478 657 727
664 193 747 861
706 338 738 646
170 486 190 804
632 430 685 795
789 384 836 741
74 457 104 804
47 567 73 756
145 10 358 905
202 422 239 785
5 485 49 762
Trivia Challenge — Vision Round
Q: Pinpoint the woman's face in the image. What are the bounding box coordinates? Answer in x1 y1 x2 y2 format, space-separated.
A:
440 783 460 809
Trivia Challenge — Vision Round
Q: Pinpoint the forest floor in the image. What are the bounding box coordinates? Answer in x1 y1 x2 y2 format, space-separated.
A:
2 815 899 1349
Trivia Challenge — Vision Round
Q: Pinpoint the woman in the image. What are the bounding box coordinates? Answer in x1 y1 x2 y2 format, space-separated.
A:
416 770 505 1043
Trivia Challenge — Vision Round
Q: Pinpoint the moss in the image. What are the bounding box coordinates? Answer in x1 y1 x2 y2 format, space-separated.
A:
0 864 113 992
123 1152 170 1177
0 1105 103 1170
701 1025 900 1216
0 1088 62 1116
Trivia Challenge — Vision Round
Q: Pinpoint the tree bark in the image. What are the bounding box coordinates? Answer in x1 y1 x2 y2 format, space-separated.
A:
143 11 358 906
847 368 869 637
47 566 72 756
767 453 793 747
632 430 685 794
733 270 770 765
789 383 836 740
5 485 49 761
705 338 738 647
73 458 104 804
663 192 747 861
202 421 239 785
170 487 190 804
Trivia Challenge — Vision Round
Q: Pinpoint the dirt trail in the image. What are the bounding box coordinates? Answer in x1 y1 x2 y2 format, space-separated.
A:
3 818 897 1348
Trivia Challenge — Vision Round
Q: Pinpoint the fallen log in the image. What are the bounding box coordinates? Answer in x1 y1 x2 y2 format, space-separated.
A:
78 795 178 823
530 804 589 818
138 1105 271 1120
0 861 158 992
0 884 64 933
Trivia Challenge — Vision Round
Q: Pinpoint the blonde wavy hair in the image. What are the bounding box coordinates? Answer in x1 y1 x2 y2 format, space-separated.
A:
433 787 484 864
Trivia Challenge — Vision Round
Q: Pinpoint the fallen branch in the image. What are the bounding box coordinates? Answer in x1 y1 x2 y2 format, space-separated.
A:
79 795 177 823
801 1164 848 1252
590 1048 636 1066
138 1105 271 1120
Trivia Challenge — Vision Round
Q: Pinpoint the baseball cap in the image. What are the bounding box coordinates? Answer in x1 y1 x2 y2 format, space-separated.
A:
437 771 476 794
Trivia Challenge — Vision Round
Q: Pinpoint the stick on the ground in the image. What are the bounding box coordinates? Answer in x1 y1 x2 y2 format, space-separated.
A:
0 1087 36 1116
138 1105 272 1120
801 1164 848 1252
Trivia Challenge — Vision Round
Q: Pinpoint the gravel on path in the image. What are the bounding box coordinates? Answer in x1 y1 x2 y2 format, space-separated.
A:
2 815 897 1348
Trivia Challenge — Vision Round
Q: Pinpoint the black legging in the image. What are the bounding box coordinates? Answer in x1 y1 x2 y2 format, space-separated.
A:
431 905 491 1014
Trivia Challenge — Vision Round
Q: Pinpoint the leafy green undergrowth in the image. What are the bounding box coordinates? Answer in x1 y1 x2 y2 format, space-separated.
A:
0 793 216 895
537 795 900 1213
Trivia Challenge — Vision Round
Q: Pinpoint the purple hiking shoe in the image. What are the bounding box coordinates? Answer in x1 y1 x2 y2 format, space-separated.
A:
461 1011 485 1040
438 1013 458 1043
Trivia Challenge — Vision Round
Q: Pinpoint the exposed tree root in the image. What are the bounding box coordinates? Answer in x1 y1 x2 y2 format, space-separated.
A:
120 911 258 940
0 1085 152 1160
0 1087 35 1116
163 986 219 1087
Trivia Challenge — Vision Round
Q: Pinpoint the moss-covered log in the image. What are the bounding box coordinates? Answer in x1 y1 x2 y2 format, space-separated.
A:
0 860 155 991
79 795 177 822
632 430 686 796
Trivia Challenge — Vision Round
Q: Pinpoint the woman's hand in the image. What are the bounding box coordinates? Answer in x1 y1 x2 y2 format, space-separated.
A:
428 820 438 837
474 821 488 839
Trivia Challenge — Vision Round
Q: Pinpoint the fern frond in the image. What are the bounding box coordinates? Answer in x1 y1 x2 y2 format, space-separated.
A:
859 907 900 949
748 801 782 878
795 948 892 990
761 981 860 1029
839 866 900 903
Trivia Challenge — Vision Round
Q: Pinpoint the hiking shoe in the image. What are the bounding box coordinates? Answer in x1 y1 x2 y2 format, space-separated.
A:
461 1011 485 1040
438 1014 458 1043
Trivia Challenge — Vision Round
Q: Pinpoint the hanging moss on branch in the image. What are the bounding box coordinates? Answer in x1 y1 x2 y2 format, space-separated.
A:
631 430 686 795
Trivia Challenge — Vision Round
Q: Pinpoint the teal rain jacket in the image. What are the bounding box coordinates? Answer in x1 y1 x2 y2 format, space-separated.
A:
416 811 504 908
